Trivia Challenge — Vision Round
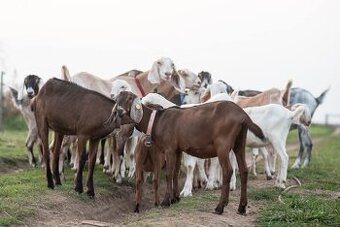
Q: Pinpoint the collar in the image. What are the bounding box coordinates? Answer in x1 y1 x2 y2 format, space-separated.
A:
144 110 157 147
147 110 157 135
134 75 146 97
179 93 186 105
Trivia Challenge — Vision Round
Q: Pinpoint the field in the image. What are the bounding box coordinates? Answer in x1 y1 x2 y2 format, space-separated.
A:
0 116 339 226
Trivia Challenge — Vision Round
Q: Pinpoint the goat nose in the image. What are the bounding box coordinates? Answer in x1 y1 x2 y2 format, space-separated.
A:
118 109 124 117
165 72 171 77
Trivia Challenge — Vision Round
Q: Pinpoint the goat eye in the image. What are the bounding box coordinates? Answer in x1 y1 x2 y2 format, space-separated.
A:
157 61 162 65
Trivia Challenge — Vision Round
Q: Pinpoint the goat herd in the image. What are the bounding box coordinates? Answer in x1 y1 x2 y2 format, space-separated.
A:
4 57 329 215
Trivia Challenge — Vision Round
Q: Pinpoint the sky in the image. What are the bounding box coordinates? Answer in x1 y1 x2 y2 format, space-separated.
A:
0 0 339 124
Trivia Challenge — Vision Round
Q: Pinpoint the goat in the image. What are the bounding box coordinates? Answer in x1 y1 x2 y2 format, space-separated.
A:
202 80 292 185
62 57 186 97
197 71 213 88
6 75 45 167
289 87 329 168
61 58 187 181
133 103 166 213
230 103 312 189
32 78 140 196
110 91 265 215
104 68 200 182
142 90 210 198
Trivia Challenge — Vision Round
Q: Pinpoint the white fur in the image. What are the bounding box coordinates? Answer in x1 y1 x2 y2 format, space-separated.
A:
229 103 311 189
110 79 132 99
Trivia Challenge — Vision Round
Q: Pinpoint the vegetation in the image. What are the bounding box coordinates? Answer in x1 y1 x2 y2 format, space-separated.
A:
0 116 339 226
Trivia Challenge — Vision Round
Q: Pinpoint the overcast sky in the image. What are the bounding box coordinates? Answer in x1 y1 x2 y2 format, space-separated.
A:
0 0 339 123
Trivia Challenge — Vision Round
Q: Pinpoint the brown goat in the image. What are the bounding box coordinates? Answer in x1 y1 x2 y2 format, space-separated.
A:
32 78 136 196
110 91 265 215
134 135 165 213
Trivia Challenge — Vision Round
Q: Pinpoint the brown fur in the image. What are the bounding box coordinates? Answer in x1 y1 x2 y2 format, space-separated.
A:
134 135 165 213
237 80 292 108
114 91 265 215
32 78 132 196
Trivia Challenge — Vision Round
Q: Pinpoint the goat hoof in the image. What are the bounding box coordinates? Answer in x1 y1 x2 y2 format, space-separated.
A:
55 178 62 185
266 175 273 180
161 198 171 207
171 197 180 204
134 204 140 213
214 205 224 215
47 183 55 190
74 185 83 194
237 205 247 215
86 190 95 198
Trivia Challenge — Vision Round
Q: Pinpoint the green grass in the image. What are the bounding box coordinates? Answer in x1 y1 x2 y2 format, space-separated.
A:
0 164 116 226
288 130 340 191
2 114 27 131
252 124 340 226
0 117 339 226
259 195 340 226
0 114 118 226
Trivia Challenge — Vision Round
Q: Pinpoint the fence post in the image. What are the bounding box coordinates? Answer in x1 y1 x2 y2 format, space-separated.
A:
0 71 3 130
325 114 329 126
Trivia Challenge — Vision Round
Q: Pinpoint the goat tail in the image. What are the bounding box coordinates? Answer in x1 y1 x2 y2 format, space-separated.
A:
316 87 330 104
61 65 71 81
281 79 293 106
244 117 265 141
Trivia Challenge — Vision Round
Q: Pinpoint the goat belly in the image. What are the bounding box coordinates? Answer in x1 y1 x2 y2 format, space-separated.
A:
185 146 216 159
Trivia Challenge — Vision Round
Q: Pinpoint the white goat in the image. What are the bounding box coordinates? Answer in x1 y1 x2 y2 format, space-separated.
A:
229 103 311 189
203 80 292 187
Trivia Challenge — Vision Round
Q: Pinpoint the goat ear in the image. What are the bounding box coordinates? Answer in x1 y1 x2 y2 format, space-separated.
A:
104 104 118 127
230 90 239 102
292 105 305 124
200 87 211 103
130 98 143 123
17 81 25 103
170 69 185 93
147 61 161 84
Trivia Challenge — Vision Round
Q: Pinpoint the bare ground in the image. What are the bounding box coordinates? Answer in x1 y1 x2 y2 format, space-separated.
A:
24 176 268 227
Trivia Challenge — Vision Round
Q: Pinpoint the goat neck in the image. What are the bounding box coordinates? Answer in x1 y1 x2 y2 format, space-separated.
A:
135 104 158 134
134 71 158 96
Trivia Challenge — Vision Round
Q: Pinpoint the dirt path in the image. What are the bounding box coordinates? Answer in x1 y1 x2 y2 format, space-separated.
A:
25 178 263 227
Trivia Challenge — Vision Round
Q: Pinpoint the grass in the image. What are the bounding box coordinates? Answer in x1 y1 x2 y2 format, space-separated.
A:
259 195 340 226
250 123 340 226
0 116 339 226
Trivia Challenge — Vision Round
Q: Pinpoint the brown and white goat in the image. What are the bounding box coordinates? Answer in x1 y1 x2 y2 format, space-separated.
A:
32 78 139 196
109 91 265 215
134 132 165 213
6 75 45 167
